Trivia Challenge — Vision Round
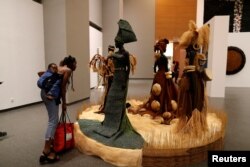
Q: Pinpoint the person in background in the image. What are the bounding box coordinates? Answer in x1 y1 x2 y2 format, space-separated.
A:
57 55 77 112
173 61 180 84
37 63 61 100
39 55 77 164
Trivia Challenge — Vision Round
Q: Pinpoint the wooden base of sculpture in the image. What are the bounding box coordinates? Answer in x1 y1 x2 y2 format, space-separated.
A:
74 100 226 167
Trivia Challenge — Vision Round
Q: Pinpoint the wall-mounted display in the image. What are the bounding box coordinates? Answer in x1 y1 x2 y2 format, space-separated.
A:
204 0 250 32
226 46 246 75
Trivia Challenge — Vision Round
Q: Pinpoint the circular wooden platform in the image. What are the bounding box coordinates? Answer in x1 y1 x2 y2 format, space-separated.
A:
142 138 224 167
75 102 226 167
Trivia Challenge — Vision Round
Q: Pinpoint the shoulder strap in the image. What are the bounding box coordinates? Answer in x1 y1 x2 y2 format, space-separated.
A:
59 111 72 123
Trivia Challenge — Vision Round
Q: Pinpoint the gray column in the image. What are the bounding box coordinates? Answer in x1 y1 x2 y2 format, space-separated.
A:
43 0 90 103
124 0 155 79
102 0 123 56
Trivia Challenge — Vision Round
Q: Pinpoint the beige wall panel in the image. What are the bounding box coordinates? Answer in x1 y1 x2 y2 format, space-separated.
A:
156 0 197 41
65 0 90 103
124 0 155 79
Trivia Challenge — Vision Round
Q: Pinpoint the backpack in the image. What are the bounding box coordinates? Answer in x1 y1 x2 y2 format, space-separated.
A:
37 70 60 93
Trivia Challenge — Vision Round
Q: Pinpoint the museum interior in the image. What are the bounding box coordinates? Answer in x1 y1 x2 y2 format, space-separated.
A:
0 0 250 167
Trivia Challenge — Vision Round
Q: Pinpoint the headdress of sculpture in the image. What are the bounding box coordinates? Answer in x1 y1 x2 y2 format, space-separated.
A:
115 19 137 44
179 20 210 54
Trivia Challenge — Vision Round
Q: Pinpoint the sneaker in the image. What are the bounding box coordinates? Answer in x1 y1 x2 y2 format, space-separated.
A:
0 131 7 139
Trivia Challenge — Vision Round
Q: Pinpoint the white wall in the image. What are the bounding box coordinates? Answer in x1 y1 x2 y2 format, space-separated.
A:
197 0 250 88
89 0 103 88
89 27 103 88
226 33 250 87
206 16 229 98
196 0 204 27
0 0 45 110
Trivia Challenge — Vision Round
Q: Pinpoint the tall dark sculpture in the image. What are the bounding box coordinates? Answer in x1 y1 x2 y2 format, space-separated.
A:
177 20 211 133
79 19 144 149
132 39 178 124
146 39 178 116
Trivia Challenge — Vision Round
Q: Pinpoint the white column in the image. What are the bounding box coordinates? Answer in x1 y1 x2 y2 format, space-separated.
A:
196 0 204 27
206 16 229 97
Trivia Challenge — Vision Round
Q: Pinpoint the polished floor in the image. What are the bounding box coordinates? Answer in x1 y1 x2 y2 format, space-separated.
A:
0 80 250 167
